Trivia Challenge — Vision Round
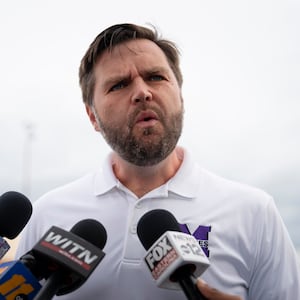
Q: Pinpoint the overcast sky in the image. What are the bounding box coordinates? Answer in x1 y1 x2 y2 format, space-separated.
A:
0 0 299 250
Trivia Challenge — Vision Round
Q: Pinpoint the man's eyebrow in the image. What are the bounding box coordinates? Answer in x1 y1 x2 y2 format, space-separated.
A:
103 74 130 87
102 67 169 87
142 66 169 75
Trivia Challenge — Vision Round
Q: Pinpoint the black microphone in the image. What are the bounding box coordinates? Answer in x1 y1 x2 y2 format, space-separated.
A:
137 209 210 300
0 219 106 300
0 191 32 259
32 219 107 300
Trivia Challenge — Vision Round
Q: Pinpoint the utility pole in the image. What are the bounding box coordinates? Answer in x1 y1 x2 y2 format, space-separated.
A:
22 122 35 198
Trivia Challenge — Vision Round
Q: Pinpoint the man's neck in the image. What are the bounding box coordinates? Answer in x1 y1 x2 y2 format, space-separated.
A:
111 147 184 198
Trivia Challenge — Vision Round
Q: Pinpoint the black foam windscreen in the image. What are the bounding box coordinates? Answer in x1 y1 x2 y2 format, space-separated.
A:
70 219 107 250
137 209 181 250
0 191 33 239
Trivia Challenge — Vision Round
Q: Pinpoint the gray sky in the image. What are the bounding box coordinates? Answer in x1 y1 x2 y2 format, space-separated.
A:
0 0 299 250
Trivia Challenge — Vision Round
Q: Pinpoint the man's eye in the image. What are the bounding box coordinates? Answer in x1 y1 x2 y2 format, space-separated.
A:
149 75 164 81
110 81 127 92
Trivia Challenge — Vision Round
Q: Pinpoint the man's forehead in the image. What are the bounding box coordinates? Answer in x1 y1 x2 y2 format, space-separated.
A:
94 39 171 80
99 39 167 63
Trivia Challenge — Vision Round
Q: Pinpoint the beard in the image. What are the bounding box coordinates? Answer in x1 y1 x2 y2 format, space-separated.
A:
93 105 183 166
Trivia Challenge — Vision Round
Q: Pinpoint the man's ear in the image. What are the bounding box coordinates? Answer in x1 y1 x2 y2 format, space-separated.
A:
85 105 101 132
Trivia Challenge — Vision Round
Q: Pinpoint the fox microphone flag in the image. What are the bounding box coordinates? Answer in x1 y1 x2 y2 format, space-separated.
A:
137 209 210 300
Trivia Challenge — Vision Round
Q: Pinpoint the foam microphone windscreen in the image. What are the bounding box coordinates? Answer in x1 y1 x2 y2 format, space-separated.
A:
137 209 180 250
0 191 33 239
70 218 107 249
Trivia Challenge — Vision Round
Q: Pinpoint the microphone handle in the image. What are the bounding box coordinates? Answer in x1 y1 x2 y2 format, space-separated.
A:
172 267 207 300
34 271 65 300
178 276 207 300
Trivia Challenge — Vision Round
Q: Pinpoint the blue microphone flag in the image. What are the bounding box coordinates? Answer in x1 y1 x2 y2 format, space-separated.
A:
0 261 41 300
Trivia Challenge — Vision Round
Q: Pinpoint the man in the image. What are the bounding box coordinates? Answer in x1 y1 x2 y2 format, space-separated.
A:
16 23 299 299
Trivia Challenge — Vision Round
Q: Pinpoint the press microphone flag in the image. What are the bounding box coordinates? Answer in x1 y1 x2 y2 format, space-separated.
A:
143 230 209 289
137 209 210 300
32 219 107 299
31 223 106 295
0 219 106 300
0 260 41 300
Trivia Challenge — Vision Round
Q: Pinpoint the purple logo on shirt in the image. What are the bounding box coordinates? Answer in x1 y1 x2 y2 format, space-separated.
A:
179 224 211 257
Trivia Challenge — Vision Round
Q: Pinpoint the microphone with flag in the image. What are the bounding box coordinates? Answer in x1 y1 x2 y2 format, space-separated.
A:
0 191 39 300
32 218 107 300
0 219 107 300
137 209 210 300
0 260 41 300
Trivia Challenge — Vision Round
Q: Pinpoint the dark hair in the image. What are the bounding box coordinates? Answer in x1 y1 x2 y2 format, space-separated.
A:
79 23 183 106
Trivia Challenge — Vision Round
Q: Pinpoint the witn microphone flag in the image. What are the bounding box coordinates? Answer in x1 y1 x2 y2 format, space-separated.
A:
32 219 107 300
144 231 210 289
32 225 105 281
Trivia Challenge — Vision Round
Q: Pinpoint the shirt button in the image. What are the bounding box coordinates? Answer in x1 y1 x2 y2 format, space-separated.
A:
136 202 142 209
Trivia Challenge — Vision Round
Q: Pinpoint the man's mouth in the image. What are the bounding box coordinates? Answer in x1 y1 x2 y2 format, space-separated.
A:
135 111 159 125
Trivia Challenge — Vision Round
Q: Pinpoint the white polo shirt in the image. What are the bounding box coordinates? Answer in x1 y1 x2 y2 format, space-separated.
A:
16 148 300 299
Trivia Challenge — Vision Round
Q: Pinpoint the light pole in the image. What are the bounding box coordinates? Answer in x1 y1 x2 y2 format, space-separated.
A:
22 122 35 198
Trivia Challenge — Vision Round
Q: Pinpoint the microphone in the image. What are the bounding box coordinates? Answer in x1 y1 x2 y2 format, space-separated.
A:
0 191 33 259
32 219 107 300
137 209 210 300
0 260 42 300
0 219 107 300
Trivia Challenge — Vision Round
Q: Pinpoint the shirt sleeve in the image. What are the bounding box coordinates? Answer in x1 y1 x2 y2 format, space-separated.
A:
249 198 300 299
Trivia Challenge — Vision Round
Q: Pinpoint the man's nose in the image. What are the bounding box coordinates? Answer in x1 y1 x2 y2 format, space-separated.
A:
131 78 153 104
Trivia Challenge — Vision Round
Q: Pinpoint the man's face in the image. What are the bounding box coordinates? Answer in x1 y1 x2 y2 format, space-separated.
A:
86 39 184 166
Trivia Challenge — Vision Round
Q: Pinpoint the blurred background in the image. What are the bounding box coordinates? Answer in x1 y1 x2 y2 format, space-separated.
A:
1 0 299 259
